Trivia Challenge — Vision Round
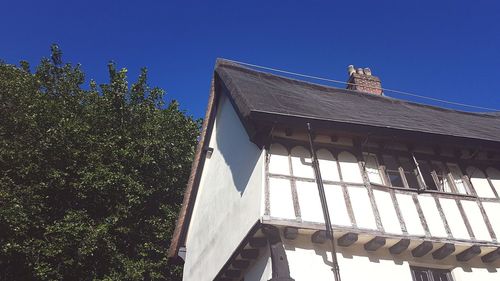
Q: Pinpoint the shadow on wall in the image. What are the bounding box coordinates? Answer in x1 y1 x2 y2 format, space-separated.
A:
215 96 261 195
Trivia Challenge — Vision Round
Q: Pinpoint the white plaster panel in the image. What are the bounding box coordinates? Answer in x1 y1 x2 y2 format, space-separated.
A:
296 181 324 223
373 190 402 234
338 151 363 183
269 178 295 219
418 194 447 238
269 143 290 175
317 148 340 182
396 194 425 236
290 146 314 179
325 184 351 226
486 167 500 196
439 198 470 240
467 166 496 198
452 267 500 281
348 186 377 230
461 200 491 241
483 202 500 239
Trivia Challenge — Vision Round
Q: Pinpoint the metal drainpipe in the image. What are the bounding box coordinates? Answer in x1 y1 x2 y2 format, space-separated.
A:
306 123 342 281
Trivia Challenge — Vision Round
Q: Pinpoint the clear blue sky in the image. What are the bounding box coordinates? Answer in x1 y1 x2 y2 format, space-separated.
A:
2 0 500 117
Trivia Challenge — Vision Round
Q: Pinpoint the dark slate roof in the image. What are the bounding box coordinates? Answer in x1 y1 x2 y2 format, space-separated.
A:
215 59 500 144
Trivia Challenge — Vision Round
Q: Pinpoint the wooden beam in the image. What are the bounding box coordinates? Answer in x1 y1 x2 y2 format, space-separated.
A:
432 243 455 260
311 230 327 244
232 259 250 270
337 233 358 247
225 269 241 278
240 249 259 260
412 241 433 257
456 246 481 262
262 225 294 281
364 236 386 252
248 237 267 248
481 248 500 263
389 239 410 255
284 227 298 240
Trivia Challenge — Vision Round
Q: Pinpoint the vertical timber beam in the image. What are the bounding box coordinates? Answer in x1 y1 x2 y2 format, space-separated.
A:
262 225 295 281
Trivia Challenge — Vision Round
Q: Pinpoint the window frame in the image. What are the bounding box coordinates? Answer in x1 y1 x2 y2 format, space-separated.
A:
410 266 453 281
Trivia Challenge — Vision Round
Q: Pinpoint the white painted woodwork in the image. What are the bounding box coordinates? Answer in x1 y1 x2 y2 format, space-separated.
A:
467 166 496 198
317 149 340 182
483 202 500 239
290 146 314 178
439 198 470 240
325 184 351 226
461 200 491 241
373 189 402 234
296 181 324 223
338 151 363 183
182 95 264 281
349 185 377 229
365 153 384 184
486 167 500 196
397 193 426 236
269 143 290 175
418 194 448 237
447 163 468 194
269 178 295 219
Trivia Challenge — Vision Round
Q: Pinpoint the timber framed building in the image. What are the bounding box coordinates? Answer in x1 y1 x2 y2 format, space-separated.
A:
168 60 500 281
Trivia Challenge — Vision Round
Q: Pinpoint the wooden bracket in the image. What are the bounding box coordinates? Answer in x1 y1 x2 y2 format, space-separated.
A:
432 243 455 260
456 246 481 262
412 241 433 257
364 236 386 252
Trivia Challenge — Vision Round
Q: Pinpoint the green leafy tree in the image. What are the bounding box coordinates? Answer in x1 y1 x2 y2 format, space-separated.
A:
0 45 199 280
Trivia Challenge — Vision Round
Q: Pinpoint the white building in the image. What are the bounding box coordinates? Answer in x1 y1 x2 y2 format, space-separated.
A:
168 60 500 281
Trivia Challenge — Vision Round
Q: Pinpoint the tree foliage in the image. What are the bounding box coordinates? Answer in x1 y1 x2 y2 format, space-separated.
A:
0 45 199 280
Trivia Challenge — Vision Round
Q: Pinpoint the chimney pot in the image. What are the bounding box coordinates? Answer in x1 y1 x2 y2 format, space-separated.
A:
347 65 355 76
363 68 372 76
357 68 364 74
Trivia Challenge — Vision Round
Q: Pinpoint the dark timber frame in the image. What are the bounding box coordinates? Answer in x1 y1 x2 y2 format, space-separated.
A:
263 136 500 264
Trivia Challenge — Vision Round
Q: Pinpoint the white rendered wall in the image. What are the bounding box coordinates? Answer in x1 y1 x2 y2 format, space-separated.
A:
282 233 500 281
182 95 264 281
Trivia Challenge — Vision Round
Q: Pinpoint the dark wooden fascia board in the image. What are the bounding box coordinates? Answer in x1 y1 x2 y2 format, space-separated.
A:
168 77 219 260
249 111 500 150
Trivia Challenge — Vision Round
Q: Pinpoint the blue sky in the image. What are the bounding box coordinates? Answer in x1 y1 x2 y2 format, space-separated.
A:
2 0 500 117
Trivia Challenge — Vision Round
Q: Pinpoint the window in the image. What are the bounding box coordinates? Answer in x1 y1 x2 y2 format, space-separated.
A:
383 155 404 187
399 157 419 189
447 163 469 194
431 161 452 193
411 267 453 281
417 160 438 191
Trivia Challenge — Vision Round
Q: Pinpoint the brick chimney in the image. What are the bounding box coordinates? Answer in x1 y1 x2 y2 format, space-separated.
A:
346 65 383 95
